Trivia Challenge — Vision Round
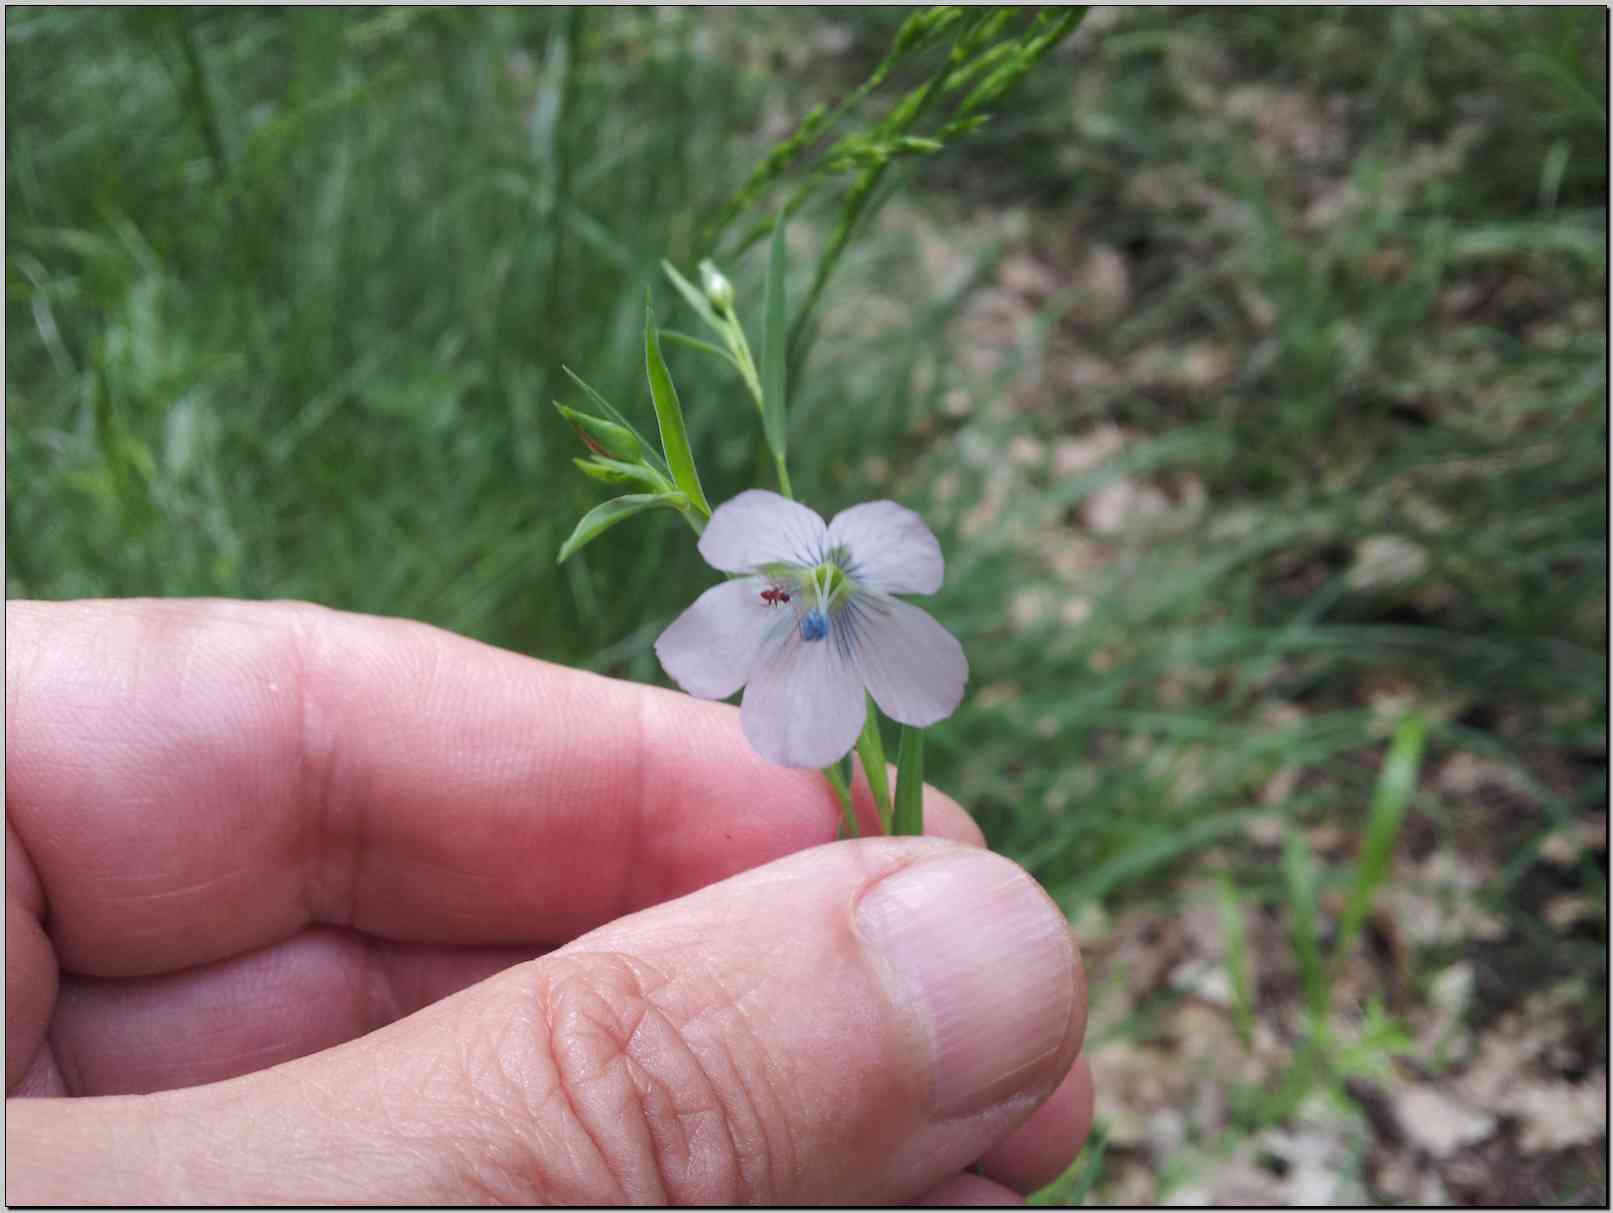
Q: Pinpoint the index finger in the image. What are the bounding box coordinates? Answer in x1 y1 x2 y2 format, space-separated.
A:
4 599 983 978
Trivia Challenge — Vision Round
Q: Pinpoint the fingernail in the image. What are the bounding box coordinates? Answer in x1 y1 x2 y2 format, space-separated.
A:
856 850 1076 1118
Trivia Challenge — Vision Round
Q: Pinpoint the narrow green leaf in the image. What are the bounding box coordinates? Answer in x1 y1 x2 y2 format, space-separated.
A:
660 260 726 336
892 725 925 836
557 492 684 564
660 328 745 374
760 218 789 466
855 696 892 832
1332 715 1427 974
644 298 711 517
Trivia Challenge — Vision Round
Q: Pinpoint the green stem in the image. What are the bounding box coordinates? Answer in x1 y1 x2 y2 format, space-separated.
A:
787 11 1001 369
823 763 857 838
893 726 925 836
855 698 893 833
725 321 764 403
718 308 794 499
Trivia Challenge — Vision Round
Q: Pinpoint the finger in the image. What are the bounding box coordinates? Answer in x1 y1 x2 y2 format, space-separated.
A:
46 780 981 1097
6 825 54 1090
5 840 1083 1206
975 1056 1095 1193
915 1172 1026 1205
46 928 540 1096
5 598 981 980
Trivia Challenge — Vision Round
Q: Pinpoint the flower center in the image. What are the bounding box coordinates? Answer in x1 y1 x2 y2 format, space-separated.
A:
810 561 852 603
757 551 857 645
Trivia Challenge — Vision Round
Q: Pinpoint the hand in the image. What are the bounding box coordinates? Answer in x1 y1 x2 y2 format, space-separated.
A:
5 599 1091 1205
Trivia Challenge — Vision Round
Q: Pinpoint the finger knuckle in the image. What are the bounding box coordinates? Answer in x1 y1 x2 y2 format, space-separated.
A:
483 952 794 1204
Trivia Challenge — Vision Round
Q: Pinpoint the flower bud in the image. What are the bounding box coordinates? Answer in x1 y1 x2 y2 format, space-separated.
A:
573 457 666 492
573 456 626 484
555 402 642 462
699 259 735 311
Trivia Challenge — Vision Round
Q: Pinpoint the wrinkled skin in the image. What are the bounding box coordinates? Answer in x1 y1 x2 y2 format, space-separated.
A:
6 599 1091 1205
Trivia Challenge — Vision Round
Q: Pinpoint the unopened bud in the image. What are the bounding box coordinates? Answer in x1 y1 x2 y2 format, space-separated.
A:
699 259 735 311
574 456 626 484
573 456 665 492
555 403 642 462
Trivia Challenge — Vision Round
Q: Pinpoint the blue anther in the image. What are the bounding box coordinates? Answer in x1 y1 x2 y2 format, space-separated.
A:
799 608 829 643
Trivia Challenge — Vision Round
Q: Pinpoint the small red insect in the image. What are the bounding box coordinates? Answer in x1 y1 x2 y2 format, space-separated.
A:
760 587 791 607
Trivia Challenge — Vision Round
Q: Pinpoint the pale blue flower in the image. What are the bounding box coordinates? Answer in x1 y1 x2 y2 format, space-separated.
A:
655 490 968 768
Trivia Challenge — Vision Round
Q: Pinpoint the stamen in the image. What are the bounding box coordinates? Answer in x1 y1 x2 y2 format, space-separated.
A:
800 607 829 642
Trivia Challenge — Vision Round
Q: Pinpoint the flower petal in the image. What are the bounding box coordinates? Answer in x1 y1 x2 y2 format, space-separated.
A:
699 490 828 574
740 622 866 768
826 500 944 595
847 594 968 727
655 576 781 700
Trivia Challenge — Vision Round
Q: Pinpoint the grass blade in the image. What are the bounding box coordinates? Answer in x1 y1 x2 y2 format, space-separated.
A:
1057 814 1255 907
761 217 789 467
643 298 711 518
1282 826 1327 1033
1331 715 1427 973
1218 877 1255 1048
1030 1123 1108 1206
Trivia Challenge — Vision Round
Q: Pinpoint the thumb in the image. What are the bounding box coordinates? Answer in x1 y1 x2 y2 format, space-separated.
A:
5 839 1084 1205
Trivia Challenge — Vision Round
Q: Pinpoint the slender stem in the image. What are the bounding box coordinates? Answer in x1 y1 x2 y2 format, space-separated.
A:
823 764 857 838
715 308 763 400
717 307 794 499
680 485 710 536
855 698 893 833
787 11 1002 369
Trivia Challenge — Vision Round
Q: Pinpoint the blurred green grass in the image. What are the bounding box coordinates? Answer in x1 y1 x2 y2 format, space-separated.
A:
7 7 1608 1198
